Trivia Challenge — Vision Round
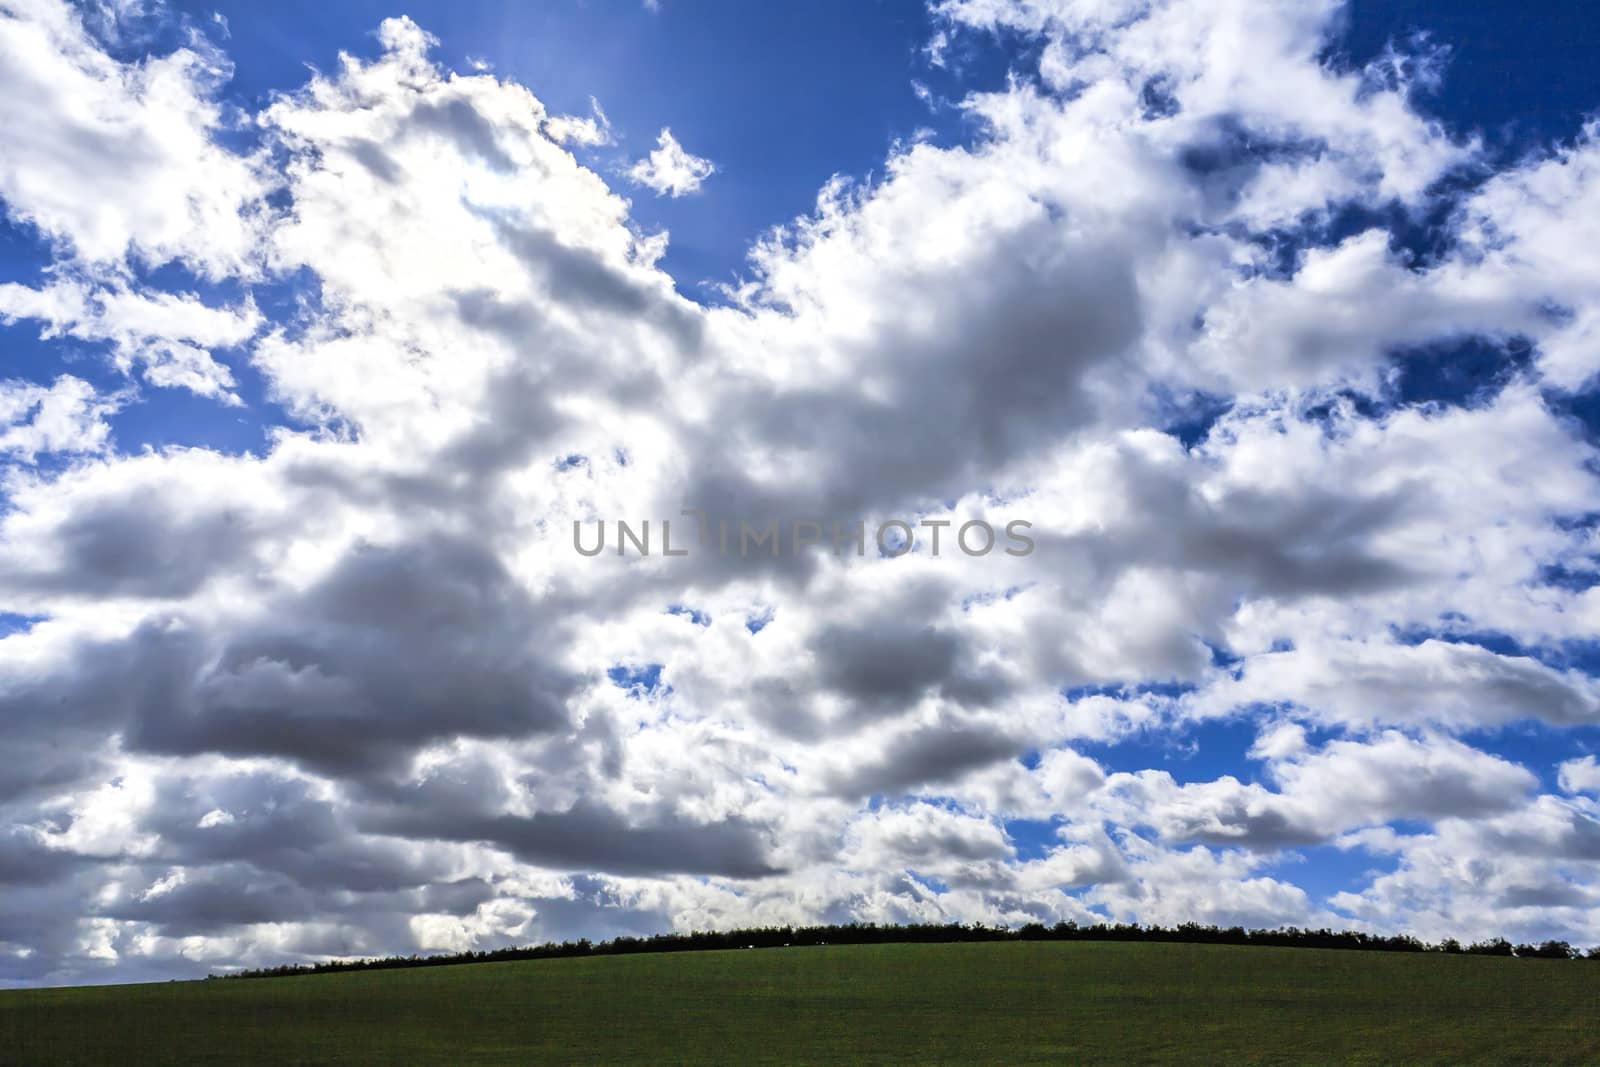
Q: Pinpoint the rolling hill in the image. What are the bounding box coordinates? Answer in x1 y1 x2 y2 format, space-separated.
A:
2 940 1597 1064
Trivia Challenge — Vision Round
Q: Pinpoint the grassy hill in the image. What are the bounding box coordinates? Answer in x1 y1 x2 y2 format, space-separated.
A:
2 940 1597 1064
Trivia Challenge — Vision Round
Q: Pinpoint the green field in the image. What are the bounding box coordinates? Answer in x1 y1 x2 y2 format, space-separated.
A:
1 942 1597 1065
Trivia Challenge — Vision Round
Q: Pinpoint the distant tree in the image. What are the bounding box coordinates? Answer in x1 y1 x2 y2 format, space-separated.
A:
1467 938 1516 957
1519 941 1576 960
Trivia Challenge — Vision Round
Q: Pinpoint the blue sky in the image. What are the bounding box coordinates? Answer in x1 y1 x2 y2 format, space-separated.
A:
2 0 1600 986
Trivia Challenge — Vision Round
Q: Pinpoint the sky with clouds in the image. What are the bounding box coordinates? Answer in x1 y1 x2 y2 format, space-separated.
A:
1 0 1599 985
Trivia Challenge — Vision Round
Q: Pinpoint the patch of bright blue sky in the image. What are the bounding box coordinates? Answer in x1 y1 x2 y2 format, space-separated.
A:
607 661 665 697
903 869 950 895
1152 388 1234 452
665 603 709 626
1337 0 1600 162
1384 336 1536 410
1004 817 1060 862
113 366 280 457
0 215 52 285
1550 387 1600 449
1309 334 1546 429
0 613 44 638
1072 715 1272 785
1051 684 1322 800
1262 842 1403 911
1464 720 1600 793
1539 560 1600 594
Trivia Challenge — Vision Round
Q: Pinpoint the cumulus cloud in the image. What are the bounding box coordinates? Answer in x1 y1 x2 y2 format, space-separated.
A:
1092 732 1537 850
0 376 120 460
0 0 1598 984
627 127 715 197
0 0 270 274
1559 756 1600 797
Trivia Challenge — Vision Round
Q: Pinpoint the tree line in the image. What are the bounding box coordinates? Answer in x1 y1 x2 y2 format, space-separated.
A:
221 920 1599 979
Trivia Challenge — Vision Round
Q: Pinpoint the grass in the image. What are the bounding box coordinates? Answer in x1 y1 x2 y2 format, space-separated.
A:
1 941 1597 1065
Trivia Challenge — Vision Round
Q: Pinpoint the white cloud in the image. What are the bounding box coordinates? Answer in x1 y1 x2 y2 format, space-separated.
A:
1559 756 1600 797
1452 123 1600 391
0 375 120 460
627 127 715 197
0 0 270 274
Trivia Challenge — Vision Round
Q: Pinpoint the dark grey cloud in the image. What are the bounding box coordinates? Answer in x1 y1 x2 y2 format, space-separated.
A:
675 230 1143 533
411 96 519 173
478 213 704 352
135 772 456 893
366 797 782 879
1034 448 1426 605
109 867 317 933
0 492 265 600
826 722 1025 799
346 137 404 184
0 828 84 887
0 735 108 806
1474 806 1600 862
1176 799 1325 850
813 613 1014 723
130 535 576 774
0 534 577 782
